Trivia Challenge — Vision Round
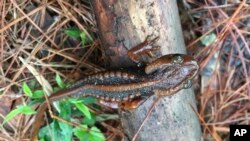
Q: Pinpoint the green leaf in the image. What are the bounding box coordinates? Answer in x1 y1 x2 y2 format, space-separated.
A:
39 101 73 141
52 121 63 141
39 120 73 141
57 120 73 141
67 98 79 104
32 89 44 99
38 123 52 141
22 82 33 97
29 80 37 89
55 73 65 88
68 97 97 105
74 126 105 141
83 114 96 126
80 32 87 46
69 99 91 119
65 83 72 88
82 97 97 104
27 98 44 106
59 101 71 120
2 105 36 125
73 125 89 141
2 109 20 125
17 105 37 114
89 126 105 141
200 33 217 46
53 86 62 93
75 103 91 119
64 27 82 38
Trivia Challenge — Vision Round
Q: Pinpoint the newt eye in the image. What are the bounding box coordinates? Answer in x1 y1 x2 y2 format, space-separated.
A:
172 55 183 64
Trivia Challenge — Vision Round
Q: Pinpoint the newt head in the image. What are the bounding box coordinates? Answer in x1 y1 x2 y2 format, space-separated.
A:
145 54 199 94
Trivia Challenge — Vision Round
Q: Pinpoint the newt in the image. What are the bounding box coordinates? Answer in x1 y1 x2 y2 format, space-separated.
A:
30 37 199 140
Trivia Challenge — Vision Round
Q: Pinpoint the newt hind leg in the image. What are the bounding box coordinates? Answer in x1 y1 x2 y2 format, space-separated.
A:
127 37 160 64
120 97 148 110
98 97 147 110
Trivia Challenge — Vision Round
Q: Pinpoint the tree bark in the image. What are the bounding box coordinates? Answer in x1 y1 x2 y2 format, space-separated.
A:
91 0 201 141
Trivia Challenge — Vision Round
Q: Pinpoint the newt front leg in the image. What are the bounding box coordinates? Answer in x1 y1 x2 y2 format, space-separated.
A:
127 37 160 64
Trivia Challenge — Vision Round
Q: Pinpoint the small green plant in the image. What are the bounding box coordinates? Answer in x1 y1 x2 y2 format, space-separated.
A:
2 105 36 125
3 74 108 141
36 74 105 141
200 33 217 46
64 27 92 46
1 82 40 125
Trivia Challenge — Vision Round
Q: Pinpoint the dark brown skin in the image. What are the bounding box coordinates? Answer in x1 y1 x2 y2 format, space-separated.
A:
30 37 199 141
